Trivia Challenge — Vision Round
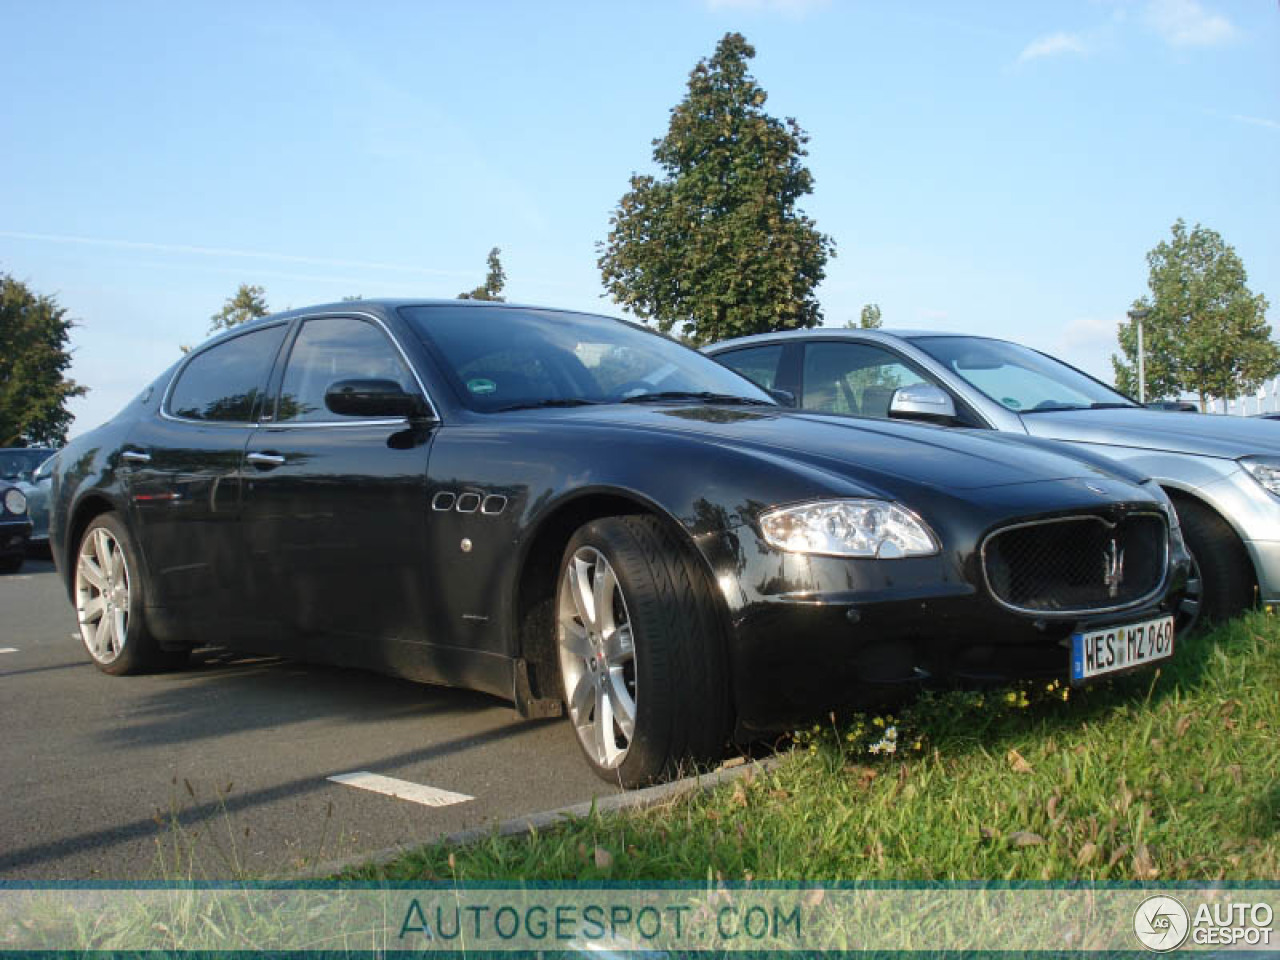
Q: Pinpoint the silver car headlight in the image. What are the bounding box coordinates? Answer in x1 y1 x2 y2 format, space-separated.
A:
759 499 939 558
3 488 27 516
1240 456 1280 499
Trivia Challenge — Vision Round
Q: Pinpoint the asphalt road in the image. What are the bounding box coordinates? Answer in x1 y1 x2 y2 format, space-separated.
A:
0 559 618 880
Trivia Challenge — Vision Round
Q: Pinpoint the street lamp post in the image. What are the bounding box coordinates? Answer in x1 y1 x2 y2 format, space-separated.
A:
1128 308 1151 404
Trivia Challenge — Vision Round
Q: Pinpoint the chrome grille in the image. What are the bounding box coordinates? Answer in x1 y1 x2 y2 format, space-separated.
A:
982 512 1168 615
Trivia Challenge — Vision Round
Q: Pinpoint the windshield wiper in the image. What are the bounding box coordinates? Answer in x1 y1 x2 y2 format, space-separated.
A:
1090 402 1138 409
620 391 773 406
493 398 606 413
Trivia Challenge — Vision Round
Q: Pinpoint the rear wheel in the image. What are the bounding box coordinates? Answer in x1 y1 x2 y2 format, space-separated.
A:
555 516 730 787
75 513 185 674
0 554 22 574
1171 496 1255 629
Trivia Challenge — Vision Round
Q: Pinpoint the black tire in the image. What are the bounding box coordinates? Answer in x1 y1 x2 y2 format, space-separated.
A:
1172 496 1256 629
74 512 183 675
0 554 22 575
555 515 731 787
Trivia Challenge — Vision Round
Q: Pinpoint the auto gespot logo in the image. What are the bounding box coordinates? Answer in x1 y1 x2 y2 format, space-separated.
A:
1134 895 1274 951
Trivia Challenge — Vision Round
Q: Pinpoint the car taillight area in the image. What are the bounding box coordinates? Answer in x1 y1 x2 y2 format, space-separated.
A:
982 511 1168 615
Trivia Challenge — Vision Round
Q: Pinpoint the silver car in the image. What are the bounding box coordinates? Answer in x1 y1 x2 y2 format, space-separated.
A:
707 329 1280 625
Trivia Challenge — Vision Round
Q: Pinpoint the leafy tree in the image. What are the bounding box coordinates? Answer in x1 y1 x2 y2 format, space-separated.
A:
0 273 87 446
457 247 507 302
598 32 834 346
1114 220 1276 408
849 303 882 329
209 284 269 335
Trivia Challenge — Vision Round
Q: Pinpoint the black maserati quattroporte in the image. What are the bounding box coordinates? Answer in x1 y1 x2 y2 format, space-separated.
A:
50 301 1190 784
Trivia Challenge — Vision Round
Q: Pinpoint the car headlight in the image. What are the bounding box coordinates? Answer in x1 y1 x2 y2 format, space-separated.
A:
1240 456 1280 498
3 488 27 516
758 499 939 558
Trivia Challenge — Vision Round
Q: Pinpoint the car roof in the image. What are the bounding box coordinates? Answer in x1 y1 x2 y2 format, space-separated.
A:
703 327 1004 352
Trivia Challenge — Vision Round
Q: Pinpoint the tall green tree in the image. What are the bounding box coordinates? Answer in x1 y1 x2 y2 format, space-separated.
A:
209 283 270 335
1113 220 1276 408
457 247 507 302
598 32 834 346
0 274 87 446
853 303 882 329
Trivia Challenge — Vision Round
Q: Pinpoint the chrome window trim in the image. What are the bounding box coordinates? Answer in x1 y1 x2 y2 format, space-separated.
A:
979 509 1171 619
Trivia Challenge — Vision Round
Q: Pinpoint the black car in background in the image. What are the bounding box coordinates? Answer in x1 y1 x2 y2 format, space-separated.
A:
49 302 1189 784
1 481 32 573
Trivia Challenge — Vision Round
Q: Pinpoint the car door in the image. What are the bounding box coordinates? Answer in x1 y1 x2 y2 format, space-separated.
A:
122 322 290 638
240 313 438 668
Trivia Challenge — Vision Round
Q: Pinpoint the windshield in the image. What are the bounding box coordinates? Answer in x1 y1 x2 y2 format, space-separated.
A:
0 448 55 482
401 306 774 412
912 337 1136 414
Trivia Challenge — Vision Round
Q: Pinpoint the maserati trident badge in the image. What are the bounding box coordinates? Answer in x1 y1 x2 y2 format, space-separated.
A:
1104 539 1126 598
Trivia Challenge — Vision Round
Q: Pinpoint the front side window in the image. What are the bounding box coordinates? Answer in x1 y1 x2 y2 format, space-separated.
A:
802 342 931 418
401 306 773 412
717 344 785 391
275 316 418 423
913 337 1136 413
167 325 288 423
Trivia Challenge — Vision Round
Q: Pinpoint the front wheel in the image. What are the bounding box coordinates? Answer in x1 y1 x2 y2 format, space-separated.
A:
1172 496 1255 630
75 513 184 674
555 516 731 787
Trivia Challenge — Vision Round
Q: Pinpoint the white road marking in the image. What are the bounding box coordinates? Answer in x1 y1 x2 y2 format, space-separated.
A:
327 771 474 808
0 648 17 654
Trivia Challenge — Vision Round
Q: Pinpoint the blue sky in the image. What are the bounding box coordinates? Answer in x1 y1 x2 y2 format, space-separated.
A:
2 0 1277 435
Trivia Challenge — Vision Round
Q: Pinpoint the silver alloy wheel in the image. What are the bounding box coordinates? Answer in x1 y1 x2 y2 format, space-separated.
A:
76 527 131 665
556 546 637 769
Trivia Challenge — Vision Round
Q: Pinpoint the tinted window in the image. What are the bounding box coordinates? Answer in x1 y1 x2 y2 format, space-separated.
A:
717 345 784 391
276 316 417 422
167 325 288 423
401 306 773 412
802 342 930 418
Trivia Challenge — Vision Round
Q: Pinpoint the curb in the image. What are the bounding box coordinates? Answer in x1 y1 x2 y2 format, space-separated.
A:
301 754 785 880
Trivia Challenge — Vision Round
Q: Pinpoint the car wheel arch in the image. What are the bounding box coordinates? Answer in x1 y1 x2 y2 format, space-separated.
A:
510 488 733 714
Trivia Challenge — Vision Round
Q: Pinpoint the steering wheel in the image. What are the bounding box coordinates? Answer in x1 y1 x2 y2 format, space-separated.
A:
1032 399 1066 410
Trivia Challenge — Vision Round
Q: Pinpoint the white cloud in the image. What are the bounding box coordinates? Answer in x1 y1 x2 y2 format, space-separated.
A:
1230 114 1280 132
1144 0 1236 47
1058 315 1120 350
705 0 830 15
1017 31 1090 63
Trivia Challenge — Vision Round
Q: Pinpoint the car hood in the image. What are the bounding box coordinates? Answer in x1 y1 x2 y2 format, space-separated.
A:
1021 407 1280 459
536 404 1142 493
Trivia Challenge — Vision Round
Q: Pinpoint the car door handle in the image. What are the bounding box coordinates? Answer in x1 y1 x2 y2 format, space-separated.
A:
121 450 151 464
246 451 286 469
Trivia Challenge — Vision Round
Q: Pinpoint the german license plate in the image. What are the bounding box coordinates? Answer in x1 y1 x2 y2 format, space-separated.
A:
1070 615 1175 683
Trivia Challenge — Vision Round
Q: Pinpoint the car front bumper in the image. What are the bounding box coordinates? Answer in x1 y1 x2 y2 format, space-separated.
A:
707 532 1191 737
1 518 32 558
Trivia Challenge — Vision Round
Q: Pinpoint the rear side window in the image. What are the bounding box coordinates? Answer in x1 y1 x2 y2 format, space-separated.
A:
167 325 288 423
716 344 785 391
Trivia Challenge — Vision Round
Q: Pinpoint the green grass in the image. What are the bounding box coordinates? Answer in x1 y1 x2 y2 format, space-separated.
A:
349 611 1279 883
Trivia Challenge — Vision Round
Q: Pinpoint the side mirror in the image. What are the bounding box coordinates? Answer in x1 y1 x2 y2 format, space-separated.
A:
324 379 427 419
888 384 957 424
768 388 797 408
